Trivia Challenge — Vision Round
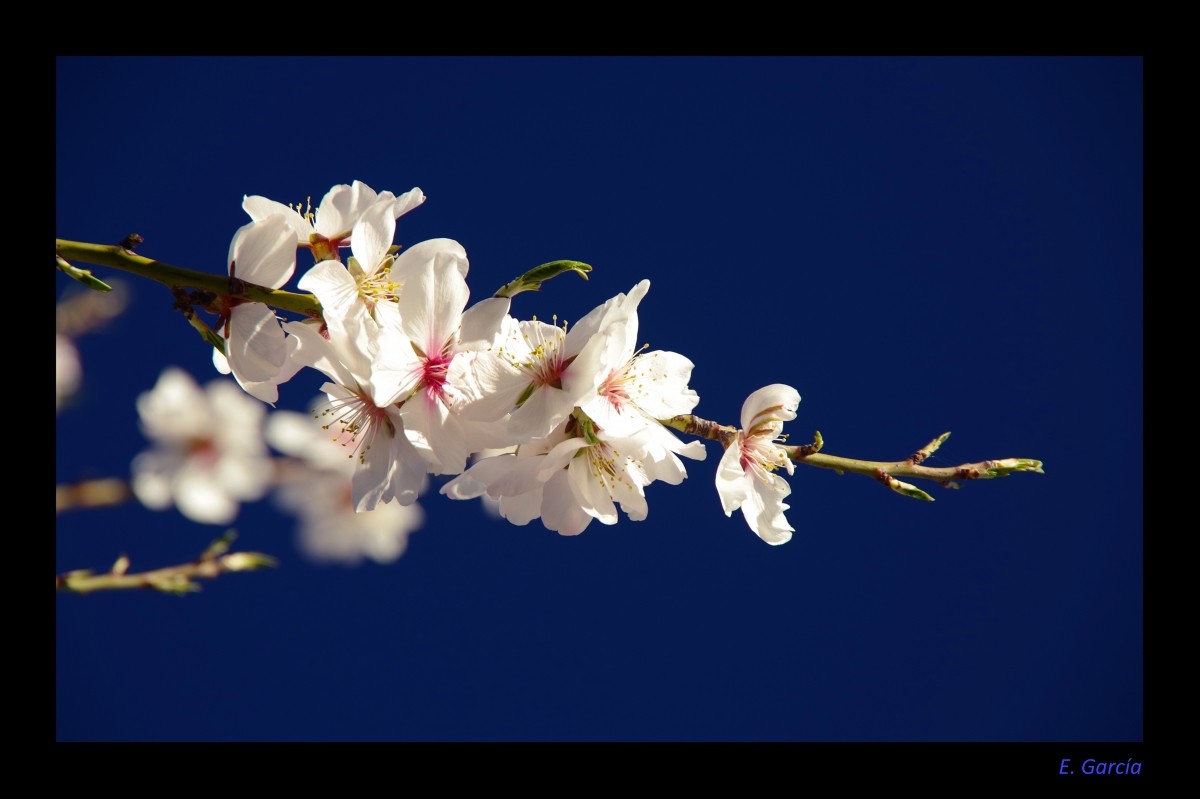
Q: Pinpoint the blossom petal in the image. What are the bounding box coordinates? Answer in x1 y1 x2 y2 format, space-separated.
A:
506 384 576 443
398 254 470 354
458 297 510 352
228 304 287 383
740 384 801 432
627 351 701 419
213 347 232 375
298 261 362 333
541 470 592 536
715 434 751 516
390 238 469 288
450 351 527 422
174 461 238 525
569 456 619 524
284 321 357 390
536 437 589 482
399 389 467 474
500 488 543 526
228 214 296 289
368 324 422 407
243 195 313 241
351 197 395 274
742 469 794 545
391 187 426 219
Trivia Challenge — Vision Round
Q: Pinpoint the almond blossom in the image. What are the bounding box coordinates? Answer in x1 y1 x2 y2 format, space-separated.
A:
266 409 425 565
243 180 424 263
715 384 801 545
489 281 650 443
130 368 272 525
367 249 513 474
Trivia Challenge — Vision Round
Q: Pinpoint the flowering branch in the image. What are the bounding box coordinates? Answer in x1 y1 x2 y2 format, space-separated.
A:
55 238 323 317
55 531 277 595
663 415 1043 502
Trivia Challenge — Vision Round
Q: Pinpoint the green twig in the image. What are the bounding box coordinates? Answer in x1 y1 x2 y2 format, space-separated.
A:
56 238 322 317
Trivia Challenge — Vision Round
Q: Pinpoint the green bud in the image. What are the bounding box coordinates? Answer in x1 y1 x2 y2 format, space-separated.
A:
493 260 592 299
56 256 113 292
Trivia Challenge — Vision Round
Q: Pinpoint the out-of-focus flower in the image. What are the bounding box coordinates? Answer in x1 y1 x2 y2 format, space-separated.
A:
266 408 425 565
131 368 272 525
714 384 801 545
243 181 423 262
211 215 298 403
56 334 81 412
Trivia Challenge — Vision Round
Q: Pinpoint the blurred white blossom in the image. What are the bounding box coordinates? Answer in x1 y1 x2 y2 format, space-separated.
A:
131 368 271 525
56 334 81 411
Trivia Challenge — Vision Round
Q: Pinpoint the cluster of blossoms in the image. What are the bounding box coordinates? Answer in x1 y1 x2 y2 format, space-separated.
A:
138 180 802 548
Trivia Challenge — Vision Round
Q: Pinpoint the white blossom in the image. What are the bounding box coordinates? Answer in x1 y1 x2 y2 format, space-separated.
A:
488 281 649 443
130 368 271 525
366 247 512 474
714 384 801 545
243 180 424 262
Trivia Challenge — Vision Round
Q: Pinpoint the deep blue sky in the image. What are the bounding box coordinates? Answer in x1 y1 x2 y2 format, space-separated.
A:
56 57 1142 741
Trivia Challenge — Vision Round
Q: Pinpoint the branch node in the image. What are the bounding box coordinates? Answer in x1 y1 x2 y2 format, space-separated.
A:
118 233 144 252
876 468 935 501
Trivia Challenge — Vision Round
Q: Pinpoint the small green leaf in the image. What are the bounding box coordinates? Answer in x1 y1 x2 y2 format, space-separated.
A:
56 256 113 292
493 260 592 299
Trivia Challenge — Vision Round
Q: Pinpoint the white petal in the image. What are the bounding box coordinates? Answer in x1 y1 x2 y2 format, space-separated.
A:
569 455 619 524
388 419 430 505
627 351 701 419
541 470 592 536
284 320 357 389
740 384 801 432
351 197 396 274
440 471 488 500
742 471 794 545
368 324 422 407
390 238 469 287
537 437 588 482
212 347 232 375
450 351 527 422
351 433 394 512
399 389 467 474
228 214 296 289
243 195 313 241
298 261 362 331
506 385 575 443
398 254 469 354
314 183 355 239
458 297 510 352
392 187 426 219
715 435 751 516
499 488 543 526
137 367 212 444
228 304 287 383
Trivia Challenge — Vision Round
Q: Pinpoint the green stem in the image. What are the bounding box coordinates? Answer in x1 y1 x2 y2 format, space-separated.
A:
55 238 322 317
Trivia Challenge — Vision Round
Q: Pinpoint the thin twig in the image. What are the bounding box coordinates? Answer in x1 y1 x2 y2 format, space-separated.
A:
55 531 277 595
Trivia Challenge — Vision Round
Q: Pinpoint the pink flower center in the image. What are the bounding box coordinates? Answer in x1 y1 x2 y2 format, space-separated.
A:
422 353 453 402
